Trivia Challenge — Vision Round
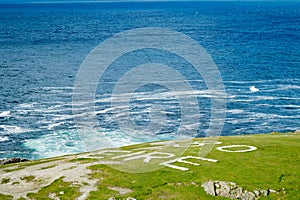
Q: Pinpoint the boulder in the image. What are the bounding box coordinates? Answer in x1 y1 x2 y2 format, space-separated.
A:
201 181 216 196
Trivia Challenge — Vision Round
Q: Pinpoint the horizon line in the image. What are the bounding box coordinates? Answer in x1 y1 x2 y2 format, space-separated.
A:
1 0 299 4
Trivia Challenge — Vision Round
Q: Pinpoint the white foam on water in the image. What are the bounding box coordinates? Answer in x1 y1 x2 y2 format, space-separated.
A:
102 129 188 148
0 111 11 117
228 98 254 102
40 86 74 91
47 122 65 130
227 118 253 124
232 128 249 133
253 96 276 100
94 90 230 105
227 109 245 114
264 84 300 92
0 125 32 134
273 104 300 109
23 89 230 131
24 129 189 159
250 86 259 92
18 103 35 108
244 96 300 101
245 112 298 119
52 113 86 122
0 136 9 142
227 119 241 125
101 131 144 148
0 150 21 155
224 78 299 84
24 130 86 159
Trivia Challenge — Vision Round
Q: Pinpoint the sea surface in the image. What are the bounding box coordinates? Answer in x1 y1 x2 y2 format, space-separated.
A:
0 1 299 159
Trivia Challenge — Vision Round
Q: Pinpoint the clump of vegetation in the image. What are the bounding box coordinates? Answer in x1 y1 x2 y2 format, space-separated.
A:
3 166 25 172
0 193 13 200
27 177 81 200
1 178 10 184
69 157 98 164
21 175 35 182
39 165 56 170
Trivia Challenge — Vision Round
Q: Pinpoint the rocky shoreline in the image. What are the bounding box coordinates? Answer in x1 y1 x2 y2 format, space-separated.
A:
0 158 29 165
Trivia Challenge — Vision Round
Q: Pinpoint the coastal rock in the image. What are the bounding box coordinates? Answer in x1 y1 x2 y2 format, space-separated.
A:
201 181 278 200
0 158 29 165
253 190 260 197
268 189 276 193
241 191 256 200
107 186 133 195
260 190 269 196
201 181 216 196
229 187 243 199
215 181 232 197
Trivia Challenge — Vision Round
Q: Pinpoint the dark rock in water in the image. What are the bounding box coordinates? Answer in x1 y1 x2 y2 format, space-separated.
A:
0 158 29 165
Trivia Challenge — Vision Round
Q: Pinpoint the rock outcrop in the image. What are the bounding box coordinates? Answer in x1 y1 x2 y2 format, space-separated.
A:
201 181 279 200
0 158 29 165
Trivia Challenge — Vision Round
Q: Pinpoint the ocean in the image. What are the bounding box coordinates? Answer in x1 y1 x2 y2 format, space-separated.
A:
0 1 299 159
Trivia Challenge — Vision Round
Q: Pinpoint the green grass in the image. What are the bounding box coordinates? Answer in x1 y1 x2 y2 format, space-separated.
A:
87 132 300 199
0 193 13 200
27 177 81 200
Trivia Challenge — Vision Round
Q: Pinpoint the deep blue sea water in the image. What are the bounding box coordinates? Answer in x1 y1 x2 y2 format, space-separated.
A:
0 1 299 159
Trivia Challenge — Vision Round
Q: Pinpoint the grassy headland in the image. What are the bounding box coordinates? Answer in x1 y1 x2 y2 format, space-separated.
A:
0 132 299 200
